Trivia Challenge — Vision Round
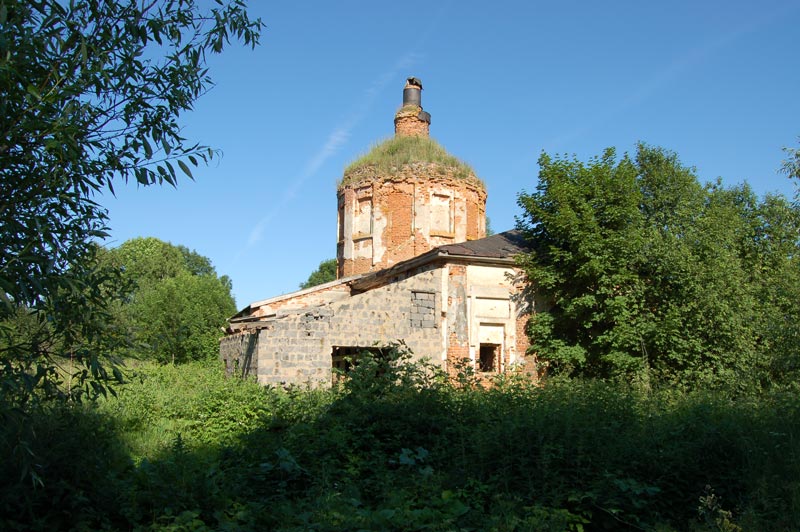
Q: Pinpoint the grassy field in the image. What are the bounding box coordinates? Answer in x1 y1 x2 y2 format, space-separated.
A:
1 351 798 531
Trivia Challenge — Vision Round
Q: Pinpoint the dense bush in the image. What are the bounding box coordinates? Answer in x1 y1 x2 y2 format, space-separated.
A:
1 355 798 530
0 404 131 531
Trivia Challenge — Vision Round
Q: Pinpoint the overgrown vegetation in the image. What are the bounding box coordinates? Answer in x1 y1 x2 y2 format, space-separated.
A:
342 136 481 187
0 3 262 527
104 237 236 364
517 144 800 389
1 350 798 530
0 0 262 404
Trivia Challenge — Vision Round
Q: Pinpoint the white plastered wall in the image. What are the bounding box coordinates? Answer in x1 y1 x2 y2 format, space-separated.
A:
466 264 520 370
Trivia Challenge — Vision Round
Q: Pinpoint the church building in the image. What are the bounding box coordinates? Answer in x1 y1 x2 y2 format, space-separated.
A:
220 79 535 385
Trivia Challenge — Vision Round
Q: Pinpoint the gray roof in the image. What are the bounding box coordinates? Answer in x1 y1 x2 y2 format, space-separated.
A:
349 229 529 292
232 230 531 320
435 230 528 259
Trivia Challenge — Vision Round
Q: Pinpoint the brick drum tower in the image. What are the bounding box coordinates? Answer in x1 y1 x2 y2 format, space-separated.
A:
336 78 487 278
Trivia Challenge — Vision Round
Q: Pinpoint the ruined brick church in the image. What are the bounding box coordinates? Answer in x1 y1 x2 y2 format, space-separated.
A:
220 78 535 385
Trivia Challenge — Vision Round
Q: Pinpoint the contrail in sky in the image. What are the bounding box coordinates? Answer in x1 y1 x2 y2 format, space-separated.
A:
244 52 418 250
244 0 454 252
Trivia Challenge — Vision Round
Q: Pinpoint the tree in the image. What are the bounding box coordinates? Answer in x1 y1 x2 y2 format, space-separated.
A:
300 259 338 289
517 144 800 388
781 138 800 204
107 237 236 364
781 138 800 181
0 0 262 404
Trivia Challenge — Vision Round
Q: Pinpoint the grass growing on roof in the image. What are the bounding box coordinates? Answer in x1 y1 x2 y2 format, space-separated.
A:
341 135 482 187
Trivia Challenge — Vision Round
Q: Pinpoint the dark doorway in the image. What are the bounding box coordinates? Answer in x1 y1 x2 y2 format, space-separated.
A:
479 343 499 372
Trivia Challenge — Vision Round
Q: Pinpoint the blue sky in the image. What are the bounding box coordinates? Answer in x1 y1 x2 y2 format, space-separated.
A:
100 0 800 309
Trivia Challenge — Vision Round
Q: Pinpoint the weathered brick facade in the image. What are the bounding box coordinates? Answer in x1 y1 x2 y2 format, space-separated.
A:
337 168 486 278
394 105 430 137
221 78 536 386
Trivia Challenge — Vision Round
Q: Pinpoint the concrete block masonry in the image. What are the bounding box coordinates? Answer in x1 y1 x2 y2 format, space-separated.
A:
234 267 445 386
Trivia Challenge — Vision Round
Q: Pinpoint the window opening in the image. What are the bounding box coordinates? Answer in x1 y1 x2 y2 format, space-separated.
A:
479 343 500 372
331 345 387 382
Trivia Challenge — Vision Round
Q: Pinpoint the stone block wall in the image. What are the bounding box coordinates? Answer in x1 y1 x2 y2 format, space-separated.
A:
220 331 258 378
221 260 536 387
250 265 446 386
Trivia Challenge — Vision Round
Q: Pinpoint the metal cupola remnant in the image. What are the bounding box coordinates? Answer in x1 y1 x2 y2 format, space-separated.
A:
403 77 423 106
395 76 431 137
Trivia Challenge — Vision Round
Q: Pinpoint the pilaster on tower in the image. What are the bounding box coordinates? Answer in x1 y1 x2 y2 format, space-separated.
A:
337 78 487 279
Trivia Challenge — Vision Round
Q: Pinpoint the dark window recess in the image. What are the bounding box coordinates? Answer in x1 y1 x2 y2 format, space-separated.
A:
331 345 387 381
410 291 436 328
337 200 345 242
479 344 500 372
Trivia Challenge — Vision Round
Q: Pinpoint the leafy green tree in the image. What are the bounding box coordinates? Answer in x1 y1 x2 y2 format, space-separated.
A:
178 244 217 277
0 0 261 404
112 237 186 285
108 238 236 364
517 144 800 388
782 138 800 205
300 258 338 289
781 138 800 181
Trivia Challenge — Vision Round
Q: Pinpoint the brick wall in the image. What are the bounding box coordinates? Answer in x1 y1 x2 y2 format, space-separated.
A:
337 167 486 277
515 311 535 378
394 115 430 137
393 105 430 137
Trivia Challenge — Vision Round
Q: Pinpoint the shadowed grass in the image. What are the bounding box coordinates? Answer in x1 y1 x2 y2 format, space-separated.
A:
2 356 798 530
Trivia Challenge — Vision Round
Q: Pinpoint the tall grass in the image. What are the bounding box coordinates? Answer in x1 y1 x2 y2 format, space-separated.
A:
1 356 798 530
98 360 331 459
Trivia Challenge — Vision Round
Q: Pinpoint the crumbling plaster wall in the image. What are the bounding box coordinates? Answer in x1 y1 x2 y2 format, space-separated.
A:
338 166 486 277
251 264 446 386
445 262 533 375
